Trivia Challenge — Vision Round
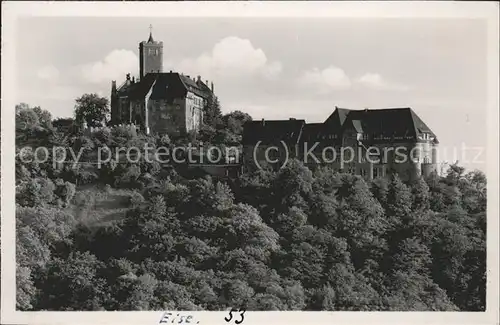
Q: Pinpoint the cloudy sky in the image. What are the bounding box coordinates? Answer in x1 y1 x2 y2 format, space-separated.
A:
16 17 488 170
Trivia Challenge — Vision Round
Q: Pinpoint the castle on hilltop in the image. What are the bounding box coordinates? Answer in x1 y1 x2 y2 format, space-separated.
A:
110 27 214 137
108 28 439 182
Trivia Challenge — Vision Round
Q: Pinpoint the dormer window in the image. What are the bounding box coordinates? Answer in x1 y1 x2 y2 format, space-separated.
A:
421 133 431 141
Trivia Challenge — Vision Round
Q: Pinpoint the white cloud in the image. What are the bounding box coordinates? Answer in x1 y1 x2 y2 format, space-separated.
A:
80 49 138 84
357 73 410 91
37 65 60 81
175 36 282 80
26 85 82 102
297 66 351 94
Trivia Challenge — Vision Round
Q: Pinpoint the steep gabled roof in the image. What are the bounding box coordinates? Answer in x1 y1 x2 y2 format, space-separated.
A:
196 79 212 94
343 108 415 138
242 119 305 145
241 107 438 147
126 72 212 101
179 75 210 98
351 120 363 133
128 74 157 99
341 107 438 142
324 107 352 127
409 108 438 143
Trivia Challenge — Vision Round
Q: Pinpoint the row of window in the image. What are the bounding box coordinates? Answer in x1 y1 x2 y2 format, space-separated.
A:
187 94 204 106
350 167 386 178
319 134 338 140
147 48 160 55
193 97 204 106
327 166 385 178
419 133 434 141
311 133 423 141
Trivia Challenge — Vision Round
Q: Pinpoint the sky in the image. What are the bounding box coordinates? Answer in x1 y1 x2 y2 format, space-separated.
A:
16 17 489 171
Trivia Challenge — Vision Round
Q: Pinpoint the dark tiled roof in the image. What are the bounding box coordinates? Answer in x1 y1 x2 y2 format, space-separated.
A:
179 75 210 98
242 119 305 145
242 107 438 146
351 120 363 133
337 108 351 125
342 107 438 143
324 107 351 127
124 72 212 101
410 108 438 142
300 123 324 142
196 79 212 94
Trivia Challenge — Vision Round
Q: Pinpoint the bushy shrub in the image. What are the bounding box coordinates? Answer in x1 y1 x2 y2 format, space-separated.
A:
129 191 145 207
54 180 76 206
16 177 56 207
73 191 96 209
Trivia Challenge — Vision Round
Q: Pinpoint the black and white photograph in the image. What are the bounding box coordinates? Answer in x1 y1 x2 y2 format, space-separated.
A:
1 2 499 325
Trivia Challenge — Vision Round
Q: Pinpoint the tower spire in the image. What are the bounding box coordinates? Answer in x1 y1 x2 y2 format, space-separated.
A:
148 24 154 42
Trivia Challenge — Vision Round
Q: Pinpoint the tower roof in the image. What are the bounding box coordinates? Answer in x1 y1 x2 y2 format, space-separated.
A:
147 24 154 43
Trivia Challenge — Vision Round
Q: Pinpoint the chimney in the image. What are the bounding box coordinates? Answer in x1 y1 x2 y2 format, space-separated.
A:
170 70 172 73
262 118 265 126
132 76 135 83
197 75 201 82
126 73 131 80
211 82 214 92
111 80 117 93
205 79 208 85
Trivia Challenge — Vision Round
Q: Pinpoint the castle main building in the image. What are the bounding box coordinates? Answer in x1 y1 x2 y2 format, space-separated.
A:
242 107 439 182
110 29 214 136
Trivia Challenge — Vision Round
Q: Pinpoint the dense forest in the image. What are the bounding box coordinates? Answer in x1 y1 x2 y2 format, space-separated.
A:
15 95 486 311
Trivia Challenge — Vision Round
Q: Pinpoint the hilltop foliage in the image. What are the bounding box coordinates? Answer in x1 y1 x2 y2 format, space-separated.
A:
14 99 487 311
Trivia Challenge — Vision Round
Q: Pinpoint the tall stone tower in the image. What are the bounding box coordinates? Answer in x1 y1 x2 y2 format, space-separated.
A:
139 25 163 80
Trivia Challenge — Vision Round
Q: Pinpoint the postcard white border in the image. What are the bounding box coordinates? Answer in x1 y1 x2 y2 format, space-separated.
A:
1 1 499 325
